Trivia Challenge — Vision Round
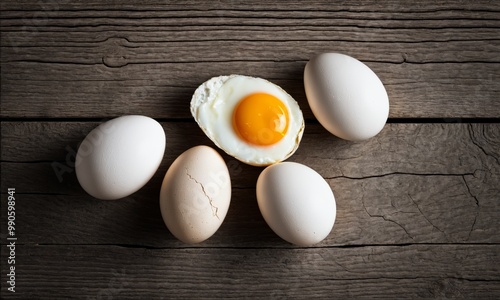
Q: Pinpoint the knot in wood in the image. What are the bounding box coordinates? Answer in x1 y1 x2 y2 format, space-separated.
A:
101 37 133 68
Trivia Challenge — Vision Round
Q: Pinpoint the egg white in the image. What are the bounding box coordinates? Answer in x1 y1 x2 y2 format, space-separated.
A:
191 75 304 166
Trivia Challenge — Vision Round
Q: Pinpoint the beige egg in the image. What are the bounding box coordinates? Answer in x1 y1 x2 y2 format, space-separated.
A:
159 145 231 244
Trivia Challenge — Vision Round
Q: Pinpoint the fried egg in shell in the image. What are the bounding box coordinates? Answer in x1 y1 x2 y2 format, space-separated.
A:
191 75 305 166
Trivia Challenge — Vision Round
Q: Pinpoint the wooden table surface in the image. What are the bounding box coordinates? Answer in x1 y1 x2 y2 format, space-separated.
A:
1 0 499 298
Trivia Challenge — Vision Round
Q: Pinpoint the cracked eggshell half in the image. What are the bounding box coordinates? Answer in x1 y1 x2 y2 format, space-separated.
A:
159 145 231 244
256 162 336 246
191 75 304 166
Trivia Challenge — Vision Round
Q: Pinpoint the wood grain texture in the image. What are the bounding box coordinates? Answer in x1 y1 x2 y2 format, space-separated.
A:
1 245 499 299
1 0 499 118
1 1 500 298
2 0 499 11
1 123 498 248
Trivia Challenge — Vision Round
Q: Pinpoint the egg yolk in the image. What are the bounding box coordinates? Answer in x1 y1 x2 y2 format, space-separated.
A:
232 93 289 146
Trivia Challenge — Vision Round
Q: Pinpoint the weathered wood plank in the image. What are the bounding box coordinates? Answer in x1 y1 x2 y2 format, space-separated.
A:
2 0 499 12
1 245 499 298
1 1 499 118
2 61 498 118
1 123 498 246
0 174 496 247
3 26 500 44
3 17 499 32
2 122 498 176
2 21 499 57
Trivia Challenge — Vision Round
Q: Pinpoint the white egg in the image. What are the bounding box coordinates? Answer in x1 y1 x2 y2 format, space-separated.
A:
256 162 336 246
304 53 389 141
75 115 166 200
191 75 304 166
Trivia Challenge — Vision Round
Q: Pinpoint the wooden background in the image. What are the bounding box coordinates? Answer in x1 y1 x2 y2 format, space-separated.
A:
1 0 499 298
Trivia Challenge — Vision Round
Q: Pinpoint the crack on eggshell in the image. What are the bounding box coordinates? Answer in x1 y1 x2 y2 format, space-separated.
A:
185 168 220 220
